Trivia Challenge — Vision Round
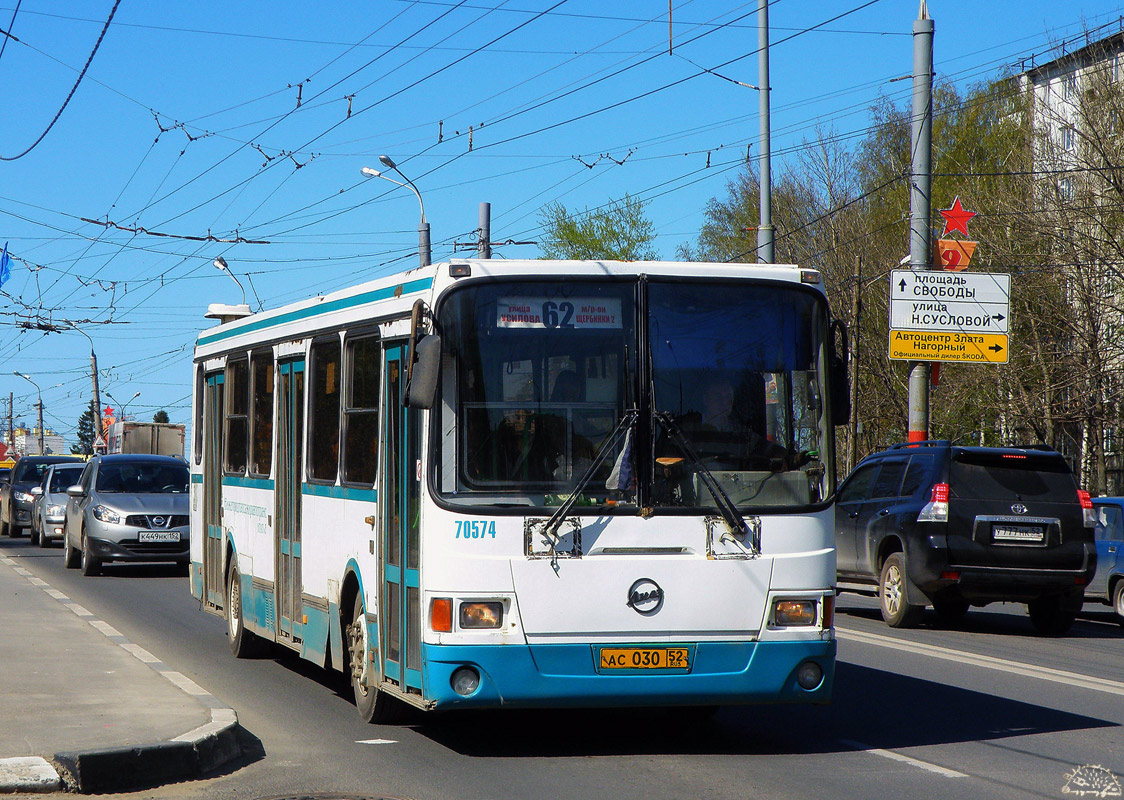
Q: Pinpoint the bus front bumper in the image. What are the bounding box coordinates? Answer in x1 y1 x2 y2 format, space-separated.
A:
421 638 835 710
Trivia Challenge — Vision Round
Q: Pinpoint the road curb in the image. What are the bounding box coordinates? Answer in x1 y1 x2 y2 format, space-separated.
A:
51 707 241 794
0 556 243 794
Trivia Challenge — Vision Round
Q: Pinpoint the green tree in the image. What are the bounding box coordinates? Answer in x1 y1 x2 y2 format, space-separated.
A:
72 401 98 455
153 410 170 423
538 194 658 260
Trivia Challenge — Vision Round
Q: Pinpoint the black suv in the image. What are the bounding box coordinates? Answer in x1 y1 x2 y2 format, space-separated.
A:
835 441 1095 635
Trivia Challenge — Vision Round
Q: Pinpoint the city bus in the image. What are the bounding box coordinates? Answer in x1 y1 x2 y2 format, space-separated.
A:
189 259 848 721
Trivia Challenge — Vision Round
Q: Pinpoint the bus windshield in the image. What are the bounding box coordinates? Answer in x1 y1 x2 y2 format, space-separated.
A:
435 278 832 512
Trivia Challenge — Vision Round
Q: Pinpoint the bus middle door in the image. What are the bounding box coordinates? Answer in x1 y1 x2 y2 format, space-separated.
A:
276 358 305 644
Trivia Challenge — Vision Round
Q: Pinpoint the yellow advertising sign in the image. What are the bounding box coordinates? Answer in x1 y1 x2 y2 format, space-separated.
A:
889 330 1009 363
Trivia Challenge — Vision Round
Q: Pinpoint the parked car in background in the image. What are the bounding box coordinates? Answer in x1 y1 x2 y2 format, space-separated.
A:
835 441 1096 635
1 455 82 537
63 454 189 576
30 463 86 547
0 467 10 484
1085 497 1124 624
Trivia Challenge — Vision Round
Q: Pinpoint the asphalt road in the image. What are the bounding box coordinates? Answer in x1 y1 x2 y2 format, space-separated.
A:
6 535 1123 800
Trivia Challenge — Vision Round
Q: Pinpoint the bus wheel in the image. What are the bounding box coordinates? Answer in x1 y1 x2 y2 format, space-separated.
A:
227 562 264 658
347 593 402 724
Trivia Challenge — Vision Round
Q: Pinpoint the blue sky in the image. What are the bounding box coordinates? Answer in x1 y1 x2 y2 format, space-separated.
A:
1 0 1121 445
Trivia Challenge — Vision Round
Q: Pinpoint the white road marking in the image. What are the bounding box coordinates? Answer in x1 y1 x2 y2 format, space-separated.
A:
120 643 159 663
90 620 122 637
356 739 398 745
44 588 67 600
161 671 209 696
840 739 967 778
836 627 1124 696
65 603 93 617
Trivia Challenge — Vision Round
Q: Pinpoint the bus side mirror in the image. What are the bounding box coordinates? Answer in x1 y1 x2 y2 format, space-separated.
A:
830 319 851 425
405 334 442 410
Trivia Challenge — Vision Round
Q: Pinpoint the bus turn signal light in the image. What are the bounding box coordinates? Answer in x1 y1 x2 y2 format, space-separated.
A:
431 598 452 632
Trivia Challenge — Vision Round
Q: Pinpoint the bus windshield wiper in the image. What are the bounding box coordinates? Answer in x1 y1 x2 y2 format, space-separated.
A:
541 409 638 544
654 410 759 556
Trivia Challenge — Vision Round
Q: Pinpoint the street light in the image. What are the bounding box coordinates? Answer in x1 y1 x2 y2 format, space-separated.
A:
106 390 140 422
360 155 431 268
213 256 247 306
13 372 44 454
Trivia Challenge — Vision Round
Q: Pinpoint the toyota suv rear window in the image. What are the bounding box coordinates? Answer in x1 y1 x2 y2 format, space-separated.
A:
949 452 1076 502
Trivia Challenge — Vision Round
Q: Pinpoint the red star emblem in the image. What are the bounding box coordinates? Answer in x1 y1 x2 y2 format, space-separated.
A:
939 196 976 237
103 406 114 417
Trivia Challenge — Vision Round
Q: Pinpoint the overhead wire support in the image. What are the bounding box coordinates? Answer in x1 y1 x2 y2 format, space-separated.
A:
79 217 270 244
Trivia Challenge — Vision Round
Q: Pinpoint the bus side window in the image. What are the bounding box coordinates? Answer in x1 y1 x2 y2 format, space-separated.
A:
249 352 274 478
309 338 342 482
224 358 249 475
343 336 380 485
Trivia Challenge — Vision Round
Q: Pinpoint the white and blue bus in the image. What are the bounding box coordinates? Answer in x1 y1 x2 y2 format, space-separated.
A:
190 259 848 721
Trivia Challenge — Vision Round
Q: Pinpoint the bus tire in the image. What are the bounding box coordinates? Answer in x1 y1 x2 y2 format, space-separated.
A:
879 553 922 628
226 561 264 657
348 593 402 724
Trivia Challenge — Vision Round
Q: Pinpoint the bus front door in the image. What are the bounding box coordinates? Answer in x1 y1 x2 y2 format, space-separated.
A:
203 372 225 611
380 344 422 695
277 359 305 644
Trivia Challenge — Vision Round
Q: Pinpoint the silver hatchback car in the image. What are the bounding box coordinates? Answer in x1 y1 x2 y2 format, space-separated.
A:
30 463 87 547
64 454 190 576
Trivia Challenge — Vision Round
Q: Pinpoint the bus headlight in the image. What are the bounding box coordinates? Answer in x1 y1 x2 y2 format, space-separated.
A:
773 599 816 626
460 601 503 629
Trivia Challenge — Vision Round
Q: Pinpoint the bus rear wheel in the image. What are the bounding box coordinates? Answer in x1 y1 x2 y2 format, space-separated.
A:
347 593 402 724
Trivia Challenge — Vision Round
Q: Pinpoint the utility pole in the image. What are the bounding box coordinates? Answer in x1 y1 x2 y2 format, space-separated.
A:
478 202 492 259
756 0 774 263
6 393 11 454
36 398 44 455
849 256 863 471
907 1 934 442
73 327 103 446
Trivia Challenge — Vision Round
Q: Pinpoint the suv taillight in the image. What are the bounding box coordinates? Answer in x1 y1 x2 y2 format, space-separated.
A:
917 482 949 523
1078 490 1096 528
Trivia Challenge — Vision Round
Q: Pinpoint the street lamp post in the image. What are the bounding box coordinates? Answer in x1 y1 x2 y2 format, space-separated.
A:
13 372 43 454
106 390 140 422
69 325 103 450
361 156 430 268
